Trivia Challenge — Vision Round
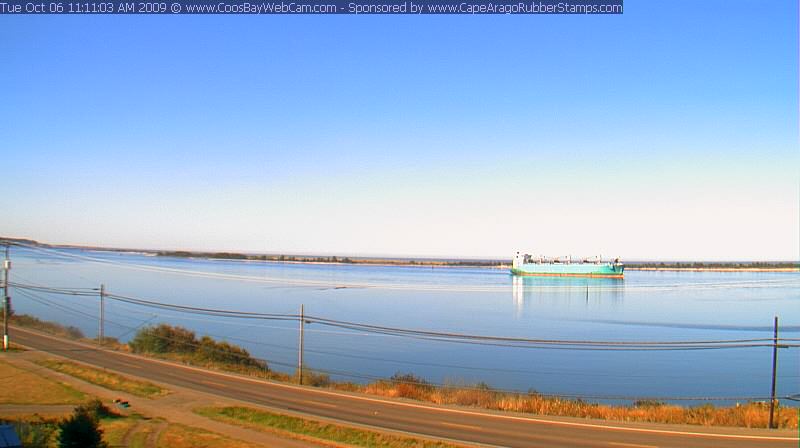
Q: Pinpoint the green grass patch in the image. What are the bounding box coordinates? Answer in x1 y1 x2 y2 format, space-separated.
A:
195 406 464 448
34 359 170 398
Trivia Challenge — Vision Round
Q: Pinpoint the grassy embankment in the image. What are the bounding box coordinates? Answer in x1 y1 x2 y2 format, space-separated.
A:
11 314 85 340
10 313 288 380
33 359 169 398
349 374 798 429
11 315 799 429
196 406 464 448
124 322 295 382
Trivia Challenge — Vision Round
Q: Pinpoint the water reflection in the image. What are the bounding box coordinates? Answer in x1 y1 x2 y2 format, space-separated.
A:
512 275 624 316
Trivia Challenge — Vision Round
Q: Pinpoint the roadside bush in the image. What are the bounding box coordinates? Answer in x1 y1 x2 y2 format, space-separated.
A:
129 324 267 371
390 372 429 386
81 399 116 420
129 324 196 354
297 369 331 387
197 336 264 369
633 399 666 408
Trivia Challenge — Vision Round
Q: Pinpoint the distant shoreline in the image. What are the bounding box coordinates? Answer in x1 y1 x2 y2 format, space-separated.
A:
2 236 798 272
627 267 799 273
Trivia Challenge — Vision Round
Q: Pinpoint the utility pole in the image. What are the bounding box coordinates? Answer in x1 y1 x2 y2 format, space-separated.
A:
769 316 778 429
298 304 305 385
99 284 105 345
2 244 10 351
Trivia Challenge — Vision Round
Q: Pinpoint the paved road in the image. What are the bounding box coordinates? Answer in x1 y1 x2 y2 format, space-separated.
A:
12 327 799 448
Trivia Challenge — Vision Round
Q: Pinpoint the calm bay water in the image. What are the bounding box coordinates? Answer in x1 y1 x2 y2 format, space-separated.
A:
9 246 800 404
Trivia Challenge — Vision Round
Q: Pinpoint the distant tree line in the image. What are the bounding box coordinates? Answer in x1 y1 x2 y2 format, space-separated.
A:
156 251 502 267
628 261 798 269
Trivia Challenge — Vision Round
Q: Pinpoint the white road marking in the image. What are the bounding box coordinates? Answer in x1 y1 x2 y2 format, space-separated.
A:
440 421 483 431
301 400 338 409
608 442 659 448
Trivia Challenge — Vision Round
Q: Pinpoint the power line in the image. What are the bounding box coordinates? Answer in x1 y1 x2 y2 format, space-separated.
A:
16 289 755 380
8 281 98 296
16 289 99 323
10 281 799 350
10 283 797 403
305 315 786 347
106 291 299 321
9 272 96 292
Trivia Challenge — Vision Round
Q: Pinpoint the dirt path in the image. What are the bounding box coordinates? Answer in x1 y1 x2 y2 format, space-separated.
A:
120 419 146 448
147 420 167 448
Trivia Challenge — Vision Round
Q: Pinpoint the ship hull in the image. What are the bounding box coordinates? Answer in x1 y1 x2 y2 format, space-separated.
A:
511 263 624 278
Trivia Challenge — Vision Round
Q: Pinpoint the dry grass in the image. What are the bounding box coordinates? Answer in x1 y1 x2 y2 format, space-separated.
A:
101 415 141 446
196 406 466 448
11 314 84 340
356 380 799 429
34 359 170 398
130 350 293 382
104 416 264 448
0 359 85 404
157 422 264 448
128 424 155 448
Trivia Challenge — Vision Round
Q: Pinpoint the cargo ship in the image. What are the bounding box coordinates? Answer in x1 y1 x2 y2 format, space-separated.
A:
511 252 624 278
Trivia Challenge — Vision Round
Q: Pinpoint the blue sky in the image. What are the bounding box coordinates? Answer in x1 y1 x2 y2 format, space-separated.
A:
1 1 798 260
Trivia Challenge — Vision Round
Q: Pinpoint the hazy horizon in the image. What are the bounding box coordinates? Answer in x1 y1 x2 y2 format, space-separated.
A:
4 235 799 263
2 2 798 261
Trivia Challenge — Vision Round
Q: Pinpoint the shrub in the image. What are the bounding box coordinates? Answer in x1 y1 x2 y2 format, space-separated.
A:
298 369 331 387
80 399 116 420
129 324 267 371
634 399 666 408
57 404 108 448
197 336 265 369
129 324 196 354
390 372 428 386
